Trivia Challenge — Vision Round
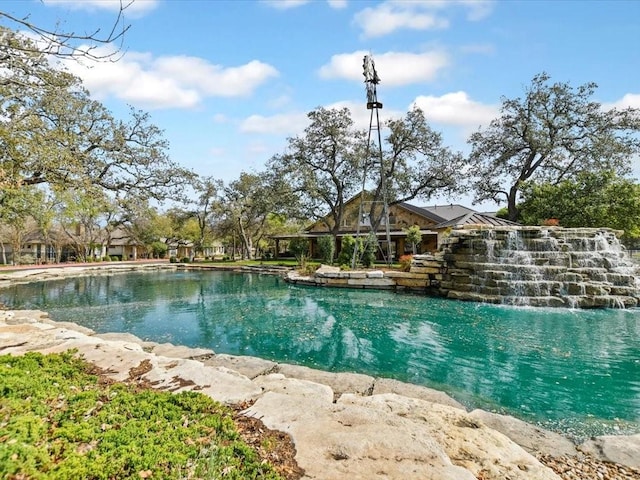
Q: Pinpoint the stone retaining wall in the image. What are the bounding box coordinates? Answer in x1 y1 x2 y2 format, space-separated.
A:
287 226 640 309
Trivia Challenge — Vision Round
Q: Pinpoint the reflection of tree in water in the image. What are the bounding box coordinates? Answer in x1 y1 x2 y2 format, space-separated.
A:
3 271 638 433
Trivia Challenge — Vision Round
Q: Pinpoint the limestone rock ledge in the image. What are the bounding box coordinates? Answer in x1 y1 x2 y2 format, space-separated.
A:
1 309 638 479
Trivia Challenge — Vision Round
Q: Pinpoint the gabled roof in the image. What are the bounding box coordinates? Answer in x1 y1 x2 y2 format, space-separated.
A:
420 204 477 221
396 202 448 224
434 212 519 229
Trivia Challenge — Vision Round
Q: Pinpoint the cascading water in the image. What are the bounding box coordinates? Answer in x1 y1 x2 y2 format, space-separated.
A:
435 226 640 308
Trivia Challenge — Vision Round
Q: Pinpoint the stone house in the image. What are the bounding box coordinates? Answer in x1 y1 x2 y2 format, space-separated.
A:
273 193 517 261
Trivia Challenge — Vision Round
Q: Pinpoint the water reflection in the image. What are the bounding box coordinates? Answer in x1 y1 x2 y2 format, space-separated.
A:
1 270 639 437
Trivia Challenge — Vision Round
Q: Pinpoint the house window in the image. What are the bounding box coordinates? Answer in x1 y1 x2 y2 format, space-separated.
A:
342 218 352 227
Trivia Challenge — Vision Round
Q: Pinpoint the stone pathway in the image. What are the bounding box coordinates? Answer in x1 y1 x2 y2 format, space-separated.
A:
2 309 639 480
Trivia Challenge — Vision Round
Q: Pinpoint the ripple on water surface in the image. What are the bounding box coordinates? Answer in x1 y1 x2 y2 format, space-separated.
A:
1 270 639 440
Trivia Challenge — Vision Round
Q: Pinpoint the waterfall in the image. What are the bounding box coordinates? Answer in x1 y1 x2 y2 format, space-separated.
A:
437 226 640 309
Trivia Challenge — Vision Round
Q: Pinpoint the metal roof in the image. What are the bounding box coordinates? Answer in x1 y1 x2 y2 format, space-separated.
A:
396 202 447 223
434 212 519 229
419 204 477 221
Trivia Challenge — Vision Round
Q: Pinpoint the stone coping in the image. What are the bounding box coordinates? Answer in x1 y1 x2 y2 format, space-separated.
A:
2 310 639 479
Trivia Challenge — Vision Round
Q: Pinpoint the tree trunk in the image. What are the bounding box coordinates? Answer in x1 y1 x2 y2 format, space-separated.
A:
237 219 253 260
507 185 519 222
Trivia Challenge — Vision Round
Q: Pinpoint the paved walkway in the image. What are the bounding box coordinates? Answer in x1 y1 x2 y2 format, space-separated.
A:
0 259 168 271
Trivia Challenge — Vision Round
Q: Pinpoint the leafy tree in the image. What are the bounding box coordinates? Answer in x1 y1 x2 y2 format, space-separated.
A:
289 237 309 267
219 172 278 260
405 225 422 254
361 233 377 267
270 107 464 242
119 204 172 257
150 241 169 259
337 235 356 266
187 176 223 257
269 108 367 242
380 106 464 217
0 186 40 264
56 186 114 261
519 170 640 240
30 188 61 263
467 72 640 221
0 27 193 205
317 235 335 264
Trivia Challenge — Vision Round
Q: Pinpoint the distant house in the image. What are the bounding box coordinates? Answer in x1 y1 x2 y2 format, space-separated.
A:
272 193 517 261
106 228 148 260
200 241 225 259
167 239 194 260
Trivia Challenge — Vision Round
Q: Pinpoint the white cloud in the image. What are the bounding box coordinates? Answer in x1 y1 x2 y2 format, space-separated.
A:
603 93 640 110
64 49 279 110
353 0 495 38
327 0 348 9
459 0 495 21
262 0 310 10
354 3 448 38
325 100 404 131
44 0 159 16
240 112 310 135
263 0 345 10
319 50 449 87
412 91 498 128
238 99 402 137
153 57 279 97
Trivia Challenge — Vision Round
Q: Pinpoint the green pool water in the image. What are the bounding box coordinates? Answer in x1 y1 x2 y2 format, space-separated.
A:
2 270 639 440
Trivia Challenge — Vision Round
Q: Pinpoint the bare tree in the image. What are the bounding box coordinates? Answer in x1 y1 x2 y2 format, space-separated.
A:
0 1 132 62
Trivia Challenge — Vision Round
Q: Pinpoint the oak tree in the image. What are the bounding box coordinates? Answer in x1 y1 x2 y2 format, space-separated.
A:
519 170 640 240
1 27 193 206
467 73 640 221
269 107 366 240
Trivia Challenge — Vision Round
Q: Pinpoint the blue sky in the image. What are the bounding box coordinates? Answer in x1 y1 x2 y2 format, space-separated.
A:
3 0 640 208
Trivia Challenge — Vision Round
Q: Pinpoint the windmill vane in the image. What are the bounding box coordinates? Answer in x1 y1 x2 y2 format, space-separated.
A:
362 55 382 109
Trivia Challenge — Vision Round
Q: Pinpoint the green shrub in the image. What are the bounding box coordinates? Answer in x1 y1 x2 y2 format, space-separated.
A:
151 241 169 259
336 235 355 266
181 257 191 263
300 263 319 276
169 256 178 263
317 235 335 264
289 238 309 267
0 351 282 480
404 225 422 254
361 234 376 268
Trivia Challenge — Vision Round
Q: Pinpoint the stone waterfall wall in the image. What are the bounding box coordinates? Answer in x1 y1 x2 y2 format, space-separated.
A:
285 226 640 308
419 226 640 308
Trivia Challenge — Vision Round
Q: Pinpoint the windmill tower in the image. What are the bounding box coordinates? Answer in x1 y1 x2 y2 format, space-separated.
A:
351 55 392 268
